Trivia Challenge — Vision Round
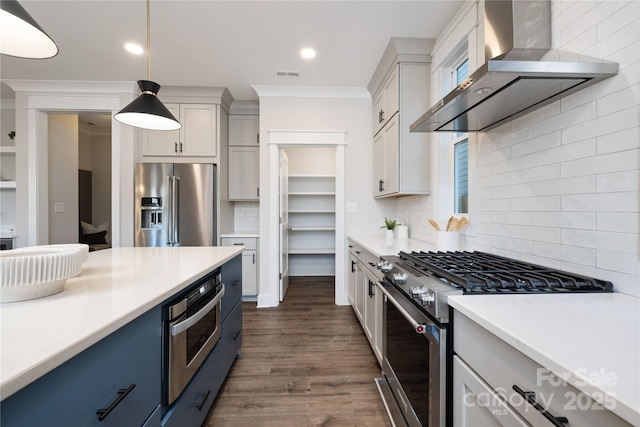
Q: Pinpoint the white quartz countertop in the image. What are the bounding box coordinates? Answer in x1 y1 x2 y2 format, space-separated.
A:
348 234 435 257
449 293 640 425
0 246 243 400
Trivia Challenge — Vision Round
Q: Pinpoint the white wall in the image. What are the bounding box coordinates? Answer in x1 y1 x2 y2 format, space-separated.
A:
48 115 79 244
398 0 640 296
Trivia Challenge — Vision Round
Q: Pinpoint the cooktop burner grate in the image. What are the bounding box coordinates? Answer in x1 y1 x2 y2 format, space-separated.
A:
398 251 613 293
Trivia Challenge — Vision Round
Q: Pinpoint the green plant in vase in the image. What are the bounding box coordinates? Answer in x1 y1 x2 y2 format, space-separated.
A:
381 217 398 238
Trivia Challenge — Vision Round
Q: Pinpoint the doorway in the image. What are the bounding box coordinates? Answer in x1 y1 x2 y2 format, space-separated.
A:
46 113 112 247
267 130 347 307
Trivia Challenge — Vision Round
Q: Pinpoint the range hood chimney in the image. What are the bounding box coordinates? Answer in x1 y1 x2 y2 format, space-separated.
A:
411 0 619 133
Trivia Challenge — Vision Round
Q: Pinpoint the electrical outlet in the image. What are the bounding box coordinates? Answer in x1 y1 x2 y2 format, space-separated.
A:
54 202 64 213
346 202 357 213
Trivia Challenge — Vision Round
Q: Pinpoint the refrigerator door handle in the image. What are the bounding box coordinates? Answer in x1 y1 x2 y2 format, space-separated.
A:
166 175 173 245
172 176 180 246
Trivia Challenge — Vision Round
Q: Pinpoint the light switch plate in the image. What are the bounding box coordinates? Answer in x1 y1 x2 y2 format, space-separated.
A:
54 202 64 213
346 202 357 213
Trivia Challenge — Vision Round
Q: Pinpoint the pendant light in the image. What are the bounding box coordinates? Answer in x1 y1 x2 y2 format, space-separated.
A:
0 0 58 58
115 0 181 131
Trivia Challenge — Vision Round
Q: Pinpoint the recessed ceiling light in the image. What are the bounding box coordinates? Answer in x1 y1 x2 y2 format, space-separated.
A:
125 43 144 55
300 48 316 59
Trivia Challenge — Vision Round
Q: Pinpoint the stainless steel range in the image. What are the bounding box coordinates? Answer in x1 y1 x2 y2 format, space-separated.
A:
374 250 613 427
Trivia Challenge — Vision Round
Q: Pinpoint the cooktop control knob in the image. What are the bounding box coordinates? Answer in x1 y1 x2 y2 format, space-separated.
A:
379 262 393 273
393 272 408 284
420 292 435 307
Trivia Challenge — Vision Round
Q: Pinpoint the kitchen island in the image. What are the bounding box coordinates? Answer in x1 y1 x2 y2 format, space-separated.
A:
0 246 243 426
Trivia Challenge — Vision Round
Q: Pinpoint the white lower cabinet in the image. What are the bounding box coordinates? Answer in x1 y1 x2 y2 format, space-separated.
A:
362 266 383 364
347 239 383 366
453 356 529 427
453 310 632 427
221 236 258 298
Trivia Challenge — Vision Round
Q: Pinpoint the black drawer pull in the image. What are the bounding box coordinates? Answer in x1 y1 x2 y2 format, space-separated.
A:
96 383 136 421
512 385 568 427
195 390 212 411
233 330 241 341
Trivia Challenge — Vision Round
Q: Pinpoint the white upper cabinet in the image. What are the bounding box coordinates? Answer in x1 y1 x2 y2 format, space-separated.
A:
369 38 432 199
229 115 259 146
228 114 259 201
228 146 259 201
372 67 399 136
143 103 218 157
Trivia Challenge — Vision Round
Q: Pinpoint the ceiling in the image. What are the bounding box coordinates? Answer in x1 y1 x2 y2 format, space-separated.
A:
1 0 462 104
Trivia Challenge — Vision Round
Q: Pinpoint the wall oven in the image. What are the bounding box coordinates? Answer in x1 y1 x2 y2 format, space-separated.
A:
163 268 224 405
375 279 447 427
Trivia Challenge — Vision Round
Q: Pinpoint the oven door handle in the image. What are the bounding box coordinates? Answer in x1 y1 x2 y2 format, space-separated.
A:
376 281 433 334
170 284 225 337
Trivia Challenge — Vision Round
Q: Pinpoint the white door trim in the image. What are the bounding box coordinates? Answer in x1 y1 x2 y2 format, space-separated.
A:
5 80 136 247
264 130 348 307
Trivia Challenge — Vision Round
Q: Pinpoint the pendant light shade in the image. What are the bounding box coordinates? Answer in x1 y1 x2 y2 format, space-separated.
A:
114 0 181 131
115 80 181 130
0 0 58 58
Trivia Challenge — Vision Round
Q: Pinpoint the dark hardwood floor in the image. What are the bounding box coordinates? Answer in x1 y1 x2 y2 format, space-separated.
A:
204 277 391 427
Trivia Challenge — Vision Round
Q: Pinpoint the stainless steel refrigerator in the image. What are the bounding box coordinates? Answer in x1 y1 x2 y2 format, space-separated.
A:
134 163 217 247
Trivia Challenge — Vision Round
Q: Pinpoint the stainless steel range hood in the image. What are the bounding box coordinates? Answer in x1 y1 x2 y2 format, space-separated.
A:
411 0 619 133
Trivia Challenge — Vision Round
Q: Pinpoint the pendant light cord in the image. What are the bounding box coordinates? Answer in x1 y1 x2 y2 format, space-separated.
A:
146 0 151 81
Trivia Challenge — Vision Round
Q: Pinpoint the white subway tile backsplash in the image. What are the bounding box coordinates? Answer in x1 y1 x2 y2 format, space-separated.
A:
562 191 639 212
534 241 596 267
597 84 640 116
533 175 596 196
511 195 561 212
597 170 640 192
511 103 559 132
533 139 596 167
597 212 640 233
478 146 510 166
596 127 640 155
477 172 511 189
233 202 260 232
491 155 534 175
596 231 639 255
508 212 533 225
561 148 639 177
562 106 640 145
399 1 639 295
533 102 596 137
511 164 560 184
478 198 512 212
561 228 597 248
511 132 561 158
511 225 561 243
597 1 638 41
534 211 596 230
586 20 640 65
597 250 639 275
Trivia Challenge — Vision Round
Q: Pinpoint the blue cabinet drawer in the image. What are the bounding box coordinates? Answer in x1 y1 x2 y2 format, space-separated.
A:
221 254 242 321
222 301 243 376
161 343 222 427
1 307 162 427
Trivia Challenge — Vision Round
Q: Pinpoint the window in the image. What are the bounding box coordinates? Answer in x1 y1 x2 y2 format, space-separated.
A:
454 139 468 213
452 57 469 213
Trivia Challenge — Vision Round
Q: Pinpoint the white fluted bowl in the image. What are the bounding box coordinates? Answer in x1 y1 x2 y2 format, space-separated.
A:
1 244 88 303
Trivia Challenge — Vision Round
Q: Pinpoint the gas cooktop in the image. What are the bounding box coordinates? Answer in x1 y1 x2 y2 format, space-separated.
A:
398 250 614 294
379 250 613 323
